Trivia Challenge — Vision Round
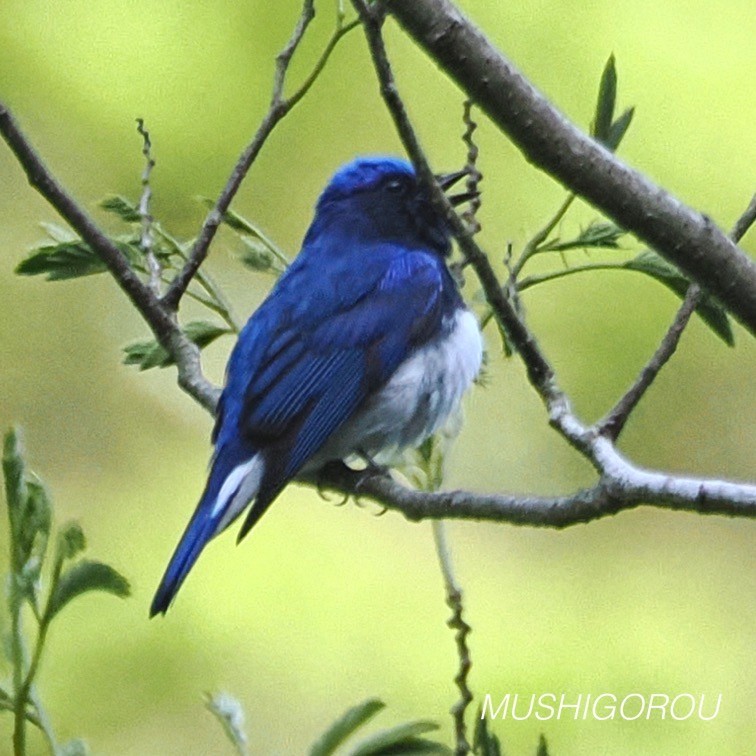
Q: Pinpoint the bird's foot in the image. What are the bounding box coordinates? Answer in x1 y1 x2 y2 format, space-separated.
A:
355 449 390 478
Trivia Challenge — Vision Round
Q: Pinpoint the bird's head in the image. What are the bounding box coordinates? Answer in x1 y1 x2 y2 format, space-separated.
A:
311 156 474 255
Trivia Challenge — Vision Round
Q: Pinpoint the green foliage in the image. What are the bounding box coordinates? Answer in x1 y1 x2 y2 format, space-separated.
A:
472 712 502 756
501 54 733 349
537 221 626 253
15 195 291 371
15 240 111 281
47 560 130 621
310 698 386 756
99 195 143 223
535 734 550 756
472 714 550 756
122 320 232 370
343 719 448 756
591 54 635 152
198 197 289 274
1 427 130 755
305 700 451 756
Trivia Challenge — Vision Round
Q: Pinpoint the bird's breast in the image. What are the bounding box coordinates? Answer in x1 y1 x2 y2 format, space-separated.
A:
312 307 483 465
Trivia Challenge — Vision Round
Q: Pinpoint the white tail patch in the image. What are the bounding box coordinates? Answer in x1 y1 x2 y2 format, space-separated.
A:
211 455 265 534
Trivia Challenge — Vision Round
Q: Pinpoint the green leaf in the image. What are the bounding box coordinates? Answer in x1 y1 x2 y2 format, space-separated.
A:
47 559 130 620
606 106 635 151
624 251 734 345
359 739 451 755
122 339 171 371
238 238 278 273
58 521 86 560
199 197 288 268
541 221 627 252
18 480 52 568
592 54 617 144
39 222 77 244
16 241 110 280
100 195 141 223
123 320 231 370
3 428 27 546
350 721 443 756
205 691 248 756
473 713 502 756
536 734 550 756
311 698 386 756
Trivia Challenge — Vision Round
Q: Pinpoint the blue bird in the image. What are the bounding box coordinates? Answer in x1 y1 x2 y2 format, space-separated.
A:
150 157 483 615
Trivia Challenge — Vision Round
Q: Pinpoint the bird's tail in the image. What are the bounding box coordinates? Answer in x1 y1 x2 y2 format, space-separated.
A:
150 450 265 616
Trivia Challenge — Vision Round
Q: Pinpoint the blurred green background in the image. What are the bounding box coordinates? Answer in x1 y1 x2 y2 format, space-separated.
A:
1 1 754 753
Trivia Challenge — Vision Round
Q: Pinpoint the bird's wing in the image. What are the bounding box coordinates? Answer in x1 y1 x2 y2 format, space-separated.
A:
232 248 449 538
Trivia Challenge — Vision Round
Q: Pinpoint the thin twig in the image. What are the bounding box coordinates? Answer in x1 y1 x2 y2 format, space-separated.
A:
136 118 161 296
162 4 359 311
729 193 756 246
598 194 756 439
512 193 576 279
352 0 559 399
460 100 481 235
432 522 473 756
598 285 701 440
272 0 316 108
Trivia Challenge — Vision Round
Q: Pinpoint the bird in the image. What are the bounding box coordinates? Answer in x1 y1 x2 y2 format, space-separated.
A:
150 156 483 616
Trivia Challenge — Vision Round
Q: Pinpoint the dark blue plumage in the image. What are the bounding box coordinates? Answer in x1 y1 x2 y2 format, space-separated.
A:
151 157 482 616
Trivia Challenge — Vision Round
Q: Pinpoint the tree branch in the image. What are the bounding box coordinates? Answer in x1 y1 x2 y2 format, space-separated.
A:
136 118 160 297
597 285 701 440
0 101 220 413
385 0 756 337
312 459 756 526
343 0 756 523
162 3 359 311
352 0 560 403
599 193 756 439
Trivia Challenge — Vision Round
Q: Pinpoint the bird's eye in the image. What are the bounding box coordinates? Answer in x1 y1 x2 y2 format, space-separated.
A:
384 179 404 194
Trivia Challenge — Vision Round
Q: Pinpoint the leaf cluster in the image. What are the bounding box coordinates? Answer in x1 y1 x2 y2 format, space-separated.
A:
1 428 130 755
310 698 450 756
495 55 733 347
15 196 288 371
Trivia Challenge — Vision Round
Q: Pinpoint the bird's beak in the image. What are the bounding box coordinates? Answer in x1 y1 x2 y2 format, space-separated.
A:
435 169 479 207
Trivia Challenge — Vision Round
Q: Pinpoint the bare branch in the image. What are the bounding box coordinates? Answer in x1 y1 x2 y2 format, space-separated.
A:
272 0 316 108
597 285 701 440
386 0 756 336
512 193 575 279
2 7 754 537
432 522 473 756
730 193 756 245
162 4 359 311
599 193 756 439
312 459 756 526
459 101 481 236
136 118 161 296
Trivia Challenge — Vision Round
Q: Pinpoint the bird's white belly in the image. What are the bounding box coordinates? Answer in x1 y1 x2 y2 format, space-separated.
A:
311 308 483 465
